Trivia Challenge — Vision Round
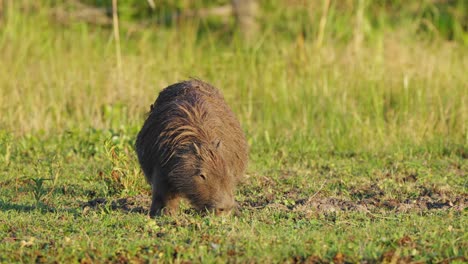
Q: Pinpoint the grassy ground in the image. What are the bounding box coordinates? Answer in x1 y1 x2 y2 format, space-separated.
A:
0 1 467 263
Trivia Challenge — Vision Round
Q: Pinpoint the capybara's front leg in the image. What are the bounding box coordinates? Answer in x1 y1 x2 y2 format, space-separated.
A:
149 188 165 217
164 194 181 215
149 192 180 217
149 170 167 218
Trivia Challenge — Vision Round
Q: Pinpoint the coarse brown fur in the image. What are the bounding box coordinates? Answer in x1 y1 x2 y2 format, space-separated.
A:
135 79 248 217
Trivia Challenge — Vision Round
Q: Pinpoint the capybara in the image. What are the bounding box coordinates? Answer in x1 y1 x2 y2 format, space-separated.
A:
135 79 248 217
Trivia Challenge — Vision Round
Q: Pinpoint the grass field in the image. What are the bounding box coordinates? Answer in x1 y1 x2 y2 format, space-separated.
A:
0 1 467 263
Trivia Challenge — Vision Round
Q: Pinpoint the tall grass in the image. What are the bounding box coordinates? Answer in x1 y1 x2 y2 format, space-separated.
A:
0 1 466 152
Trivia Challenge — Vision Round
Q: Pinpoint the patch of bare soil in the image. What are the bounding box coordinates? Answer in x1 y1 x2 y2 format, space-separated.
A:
293 194 466 214
240 182 467 214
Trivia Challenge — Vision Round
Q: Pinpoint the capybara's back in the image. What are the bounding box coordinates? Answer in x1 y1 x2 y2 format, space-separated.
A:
136 79 248 216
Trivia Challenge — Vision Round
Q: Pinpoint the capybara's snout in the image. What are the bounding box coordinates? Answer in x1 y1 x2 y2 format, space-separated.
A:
212 195 238 215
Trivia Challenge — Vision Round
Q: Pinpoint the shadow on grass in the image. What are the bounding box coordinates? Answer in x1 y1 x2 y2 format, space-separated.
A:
0 196 150 216
0 200 37 212
0 199 80 215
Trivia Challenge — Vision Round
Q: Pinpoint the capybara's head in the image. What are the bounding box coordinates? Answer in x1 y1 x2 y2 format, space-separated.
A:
167 140 237 215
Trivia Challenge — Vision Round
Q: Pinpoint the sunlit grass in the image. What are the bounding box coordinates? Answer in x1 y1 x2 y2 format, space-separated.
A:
0 2 466 152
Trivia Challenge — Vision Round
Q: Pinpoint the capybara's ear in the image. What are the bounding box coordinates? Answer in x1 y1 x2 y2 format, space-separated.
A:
213 139 222 149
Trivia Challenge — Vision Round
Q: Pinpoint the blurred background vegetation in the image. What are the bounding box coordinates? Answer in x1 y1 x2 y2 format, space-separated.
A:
8 0 464 42
0 0 466 153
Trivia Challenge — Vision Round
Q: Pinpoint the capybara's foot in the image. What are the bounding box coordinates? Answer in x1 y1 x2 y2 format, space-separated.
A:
149 194 180 217
149 205 162 218
149 195 164 218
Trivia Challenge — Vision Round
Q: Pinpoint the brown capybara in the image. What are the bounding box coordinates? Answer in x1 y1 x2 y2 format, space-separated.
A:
135 79 248 217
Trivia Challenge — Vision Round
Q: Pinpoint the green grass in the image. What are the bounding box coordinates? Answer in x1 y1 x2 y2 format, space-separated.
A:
0 1 467 263
0 131 466 263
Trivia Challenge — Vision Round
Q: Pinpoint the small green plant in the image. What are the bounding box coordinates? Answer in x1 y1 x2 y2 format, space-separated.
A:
102 134 146 196
30 177 51 205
